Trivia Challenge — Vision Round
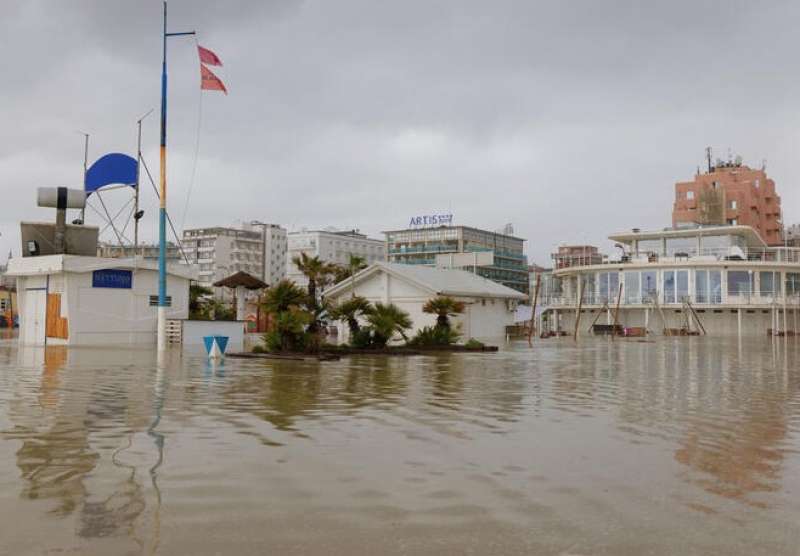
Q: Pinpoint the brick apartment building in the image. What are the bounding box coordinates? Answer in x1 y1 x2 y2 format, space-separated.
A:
672 159 783 245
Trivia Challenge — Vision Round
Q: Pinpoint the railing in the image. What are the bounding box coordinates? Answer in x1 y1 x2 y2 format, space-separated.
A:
558 247 800 268
546 293 800 308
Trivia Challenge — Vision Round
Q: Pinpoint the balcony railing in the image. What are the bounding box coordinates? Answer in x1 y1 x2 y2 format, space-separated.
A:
546 292 800 308
557 247 800 269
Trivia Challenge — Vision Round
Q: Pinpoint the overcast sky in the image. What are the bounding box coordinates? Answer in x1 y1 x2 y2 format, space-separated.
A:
2 0 799 265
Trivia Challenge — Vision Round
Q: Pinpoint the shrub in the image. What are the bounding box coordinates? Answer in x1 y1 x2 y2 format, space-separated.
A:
262 330 283 353
408 325 461 347
351 327 374 349
252 344 266 354
464 338 485 349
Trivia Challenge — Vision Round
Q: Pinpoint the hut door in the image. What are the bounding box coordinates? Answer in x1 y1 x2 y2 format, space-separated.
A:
22 290 46 346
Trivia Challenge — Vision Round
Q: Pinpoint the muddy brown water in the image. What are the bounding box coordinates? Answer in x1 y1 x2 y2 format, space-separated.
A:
0 335 798 555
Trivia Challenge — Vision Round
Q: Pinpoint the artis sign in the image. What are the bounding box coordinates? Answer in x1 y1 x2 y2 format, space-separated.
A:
408 213 453 228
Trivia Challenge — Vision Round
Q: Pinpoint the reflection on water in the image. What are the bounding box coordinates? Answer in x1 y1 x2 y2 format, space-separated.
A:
0 337 798 555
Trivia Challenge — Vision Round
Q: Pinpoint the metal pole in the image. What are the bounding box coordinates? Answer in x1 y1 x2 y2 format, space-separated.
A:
135 117 143 256
157 2 195 351
157 1 169 351
81 132 89 223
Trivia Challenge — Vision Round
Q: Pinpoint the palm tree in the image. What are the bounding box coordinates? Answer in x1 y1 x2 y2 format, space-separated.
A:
329 296 374 336
291 252 335 301
422 296 466 329
367 303 412 346
262 279 307 314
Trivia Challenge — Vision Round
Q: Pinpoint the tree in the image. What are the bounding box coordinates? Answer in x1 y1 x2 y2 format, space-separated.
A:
260 280 312 352
291 252 335 302
366 303 412 347
330 253 368 292
422 296 466 330
329 296 374 336
262 279 308 313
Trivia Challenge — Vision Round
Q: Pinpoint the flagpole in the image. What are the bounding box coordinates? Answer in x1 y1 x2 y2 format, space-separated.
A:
157 0 194 351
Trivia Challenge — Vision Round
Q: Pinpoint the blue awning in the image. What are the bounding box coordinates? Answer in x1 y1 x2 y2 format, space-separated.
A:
85 153 138 195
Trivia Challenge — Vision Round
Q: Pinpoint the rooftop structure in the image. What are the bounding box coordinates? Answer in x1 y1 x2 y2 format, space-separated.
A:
552 245 603 270
672 156 783 245
384 225 529 295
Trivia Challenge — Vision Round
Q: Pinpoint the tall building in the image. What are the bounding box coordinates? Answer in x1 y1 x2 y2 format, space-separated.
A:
384 225 529 294
249 222 288 286
182 223 287 297
672 157 783 245
287 228 386 288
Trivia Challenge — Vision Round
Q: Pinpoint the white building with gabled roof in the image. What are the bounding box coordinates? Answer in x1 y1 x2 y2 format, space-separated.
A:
324 262 527 342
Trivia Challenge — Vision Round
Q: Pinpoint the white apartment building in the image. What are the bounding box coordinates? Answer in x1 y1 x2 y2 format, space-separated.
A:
182 223 287 298
251 222 288 286
287 228 386 288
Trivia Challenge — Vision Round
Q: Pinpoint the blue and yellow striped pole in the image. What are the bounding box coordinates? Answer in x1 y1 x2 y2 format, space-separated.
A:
157 1 194 351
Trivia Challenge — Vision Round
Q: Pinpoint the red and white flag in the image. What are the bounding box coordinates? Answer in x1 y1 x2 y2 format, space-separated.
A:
198 45 223 66
200 63 227 94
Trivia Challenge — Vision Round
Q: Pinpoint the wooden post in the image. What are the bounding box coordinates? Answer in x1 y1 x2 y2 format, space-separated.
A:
528 274 541 347
611 282 623 340
573 278 585 341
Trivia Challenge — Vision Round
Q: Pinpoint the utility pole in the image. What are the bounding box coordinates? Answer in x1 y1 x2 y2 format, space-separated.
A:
135 109 154 257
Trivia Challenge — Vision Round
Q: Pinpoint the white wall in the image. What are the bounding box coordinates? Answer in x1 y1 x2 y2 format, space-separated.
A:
181 320 245 352
39 269 189 346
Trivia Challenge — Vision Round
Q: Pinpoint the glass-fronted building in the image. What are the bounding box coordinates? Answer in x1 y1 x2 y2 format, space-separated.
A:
545 225 800 336
384 225 529 294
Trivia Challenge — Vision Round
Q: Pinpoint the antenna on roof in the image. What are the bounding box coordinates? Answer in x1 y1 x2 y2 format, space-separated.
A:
705 146 712 172
761 158 767 171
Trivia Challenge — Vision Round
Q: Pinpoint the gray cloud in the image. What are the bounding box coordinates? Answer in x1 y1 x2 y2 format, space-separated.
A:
2 0 799 264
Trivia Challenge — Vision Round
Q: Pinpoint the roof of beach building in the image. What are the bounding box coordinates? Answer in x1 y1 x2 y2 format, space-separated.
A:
325 261 527 300
608 225 768 249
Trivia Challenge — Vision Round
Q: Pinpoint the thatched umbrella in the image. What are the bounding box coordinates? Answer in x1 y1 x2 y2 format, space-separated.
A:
213 271 268 321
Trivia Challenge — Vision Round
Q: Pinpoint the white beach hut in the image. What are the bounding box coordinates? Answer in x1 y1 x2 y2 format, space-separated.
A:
7 255 193 346
324 262 527 342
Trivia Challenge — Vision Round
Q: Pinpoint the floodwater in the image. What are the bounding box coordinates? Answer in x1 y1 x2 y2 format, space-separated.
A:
0 334 799 555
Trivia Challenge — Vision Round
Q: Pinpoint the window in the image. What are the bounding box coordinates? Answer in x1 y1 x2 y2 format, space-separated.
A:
686 191 695 200
663 270 675 303
695 270 708 303
729 200 737 210
642 271 657 302
727 219 738 226
624 271 640 304
727 271 752 297
754 179 760 188
598 272 619 303
695 270 721 303
712 181 719 189
759 271 781 297
677 270 689 302
786 273 800 296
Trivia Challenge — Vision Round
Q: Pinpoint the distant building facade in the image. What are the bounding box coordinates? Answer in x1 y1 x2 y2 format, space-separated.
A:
384 225 529 294
552 245 603 269
97 242 181 261
182 223 286 297
672 158 783 245
250 223 288 286
287 229 386 288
